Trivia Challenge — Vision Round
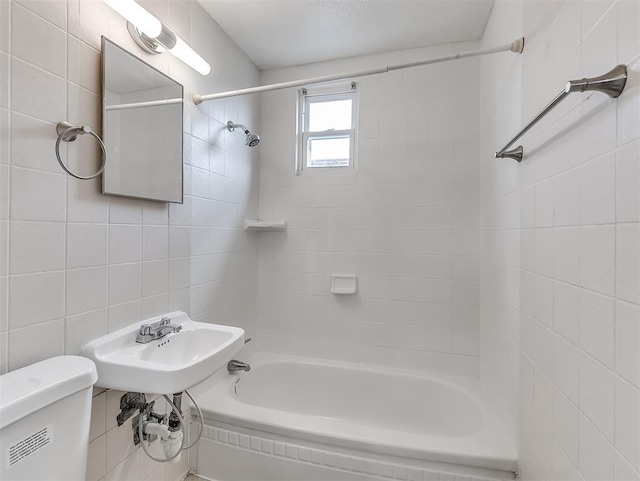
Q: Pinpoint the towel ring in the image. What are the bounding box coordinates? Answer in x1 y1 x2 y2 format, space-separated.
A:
55 121 107 180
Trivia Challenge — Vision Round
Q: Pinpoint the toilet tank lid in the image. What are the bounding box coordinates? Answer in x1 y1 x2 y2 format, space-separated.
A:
0 356 98 430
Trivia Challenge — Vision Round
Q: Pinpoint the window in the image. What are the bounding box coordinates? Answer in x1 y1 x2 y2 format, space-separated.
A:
297 82 358 174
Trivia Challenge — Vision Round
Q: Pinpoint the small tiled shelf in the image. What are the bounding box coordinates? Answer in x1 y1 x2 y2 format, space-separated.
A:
244 219 288 231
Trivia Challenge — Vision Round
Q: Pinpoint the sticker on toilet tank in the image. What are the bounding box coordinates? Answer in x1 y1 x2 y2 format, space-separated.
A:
7 425 53 468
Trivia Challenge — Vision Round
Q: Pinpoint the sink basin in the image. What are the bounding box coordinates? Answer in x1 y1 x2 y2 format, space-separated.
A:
81 312 244 393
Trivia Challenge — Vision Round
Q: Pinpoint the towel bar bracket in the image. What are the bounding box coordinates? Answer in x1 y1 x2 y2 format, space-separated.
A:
496 146 524 162
565 64 627 98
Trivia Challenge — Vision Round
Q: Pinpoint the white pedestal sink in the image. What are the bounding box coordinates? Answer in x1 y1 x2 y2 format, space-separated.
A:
81 312 244 393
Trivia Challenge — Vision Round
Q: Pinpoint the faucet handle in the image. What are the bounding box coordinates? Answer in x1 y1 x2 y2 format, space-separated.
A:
139 324 151 335
159 317 171 326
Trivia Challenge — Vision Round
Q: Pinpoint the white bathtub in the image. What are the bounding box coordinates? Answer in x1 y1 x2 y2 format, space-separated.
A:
194 352 517 481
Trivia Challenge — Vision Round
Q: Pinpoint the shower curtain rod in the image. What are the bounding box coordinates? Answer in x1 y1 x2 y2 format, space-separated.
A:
193 37 525 104
105 98 182 111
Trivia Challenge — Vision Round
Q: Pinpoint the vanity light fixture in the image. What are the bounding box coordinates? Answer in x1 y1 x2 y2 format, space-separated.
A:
102 0 161 37
103 0 211 76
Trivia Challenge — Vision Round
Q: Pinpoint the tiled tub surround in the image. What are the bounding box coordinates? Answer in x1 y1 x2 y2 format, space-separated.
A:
257 42 482 377
480 1 640 480
0 0 261 479
193 352 516 481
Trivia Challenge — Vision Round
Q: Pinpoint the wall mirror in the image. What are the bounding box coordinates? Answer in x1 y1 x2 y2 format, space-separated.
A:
102 37 184 203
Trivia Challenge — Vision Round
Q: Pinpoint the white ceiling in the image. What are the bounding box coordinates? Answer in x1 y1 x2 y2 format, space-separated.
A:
197 0 495 70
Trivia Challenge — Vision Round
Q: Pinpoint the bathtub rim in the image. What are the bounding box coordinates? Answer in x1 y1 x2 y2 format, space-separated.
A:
195 351 518 474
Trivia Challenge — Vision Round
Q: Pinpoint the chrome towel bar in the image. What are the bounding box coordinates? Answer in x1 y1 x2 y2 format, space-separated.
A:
495 64 628 162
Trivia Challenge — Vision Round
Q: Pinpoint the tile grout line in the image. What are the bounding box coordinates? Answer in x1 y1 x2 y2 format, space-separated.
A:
5 0 11 371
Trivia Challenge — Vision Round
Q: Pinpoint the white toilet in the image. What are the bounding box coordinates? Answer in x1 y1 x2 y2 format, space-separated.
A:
0 356 98 481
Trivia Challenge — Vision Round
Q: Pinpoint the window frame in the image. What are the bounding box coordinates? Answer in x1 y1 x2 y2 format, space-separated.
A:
296 82 359 175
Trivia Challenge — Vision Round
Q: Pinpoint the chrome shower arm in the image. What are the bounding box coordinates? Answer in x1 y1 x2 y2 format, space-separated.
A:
227 121 249 133
226 120 261 147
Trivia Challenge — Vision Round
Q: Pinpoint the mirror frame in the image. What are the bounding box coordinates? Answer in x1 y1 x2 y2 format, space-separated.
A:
101 36 184 204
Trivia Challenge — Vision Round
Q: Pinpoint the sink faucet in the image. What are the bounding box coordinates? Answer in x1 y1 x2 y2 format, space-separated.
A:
136 317 182 344
227 360 251 372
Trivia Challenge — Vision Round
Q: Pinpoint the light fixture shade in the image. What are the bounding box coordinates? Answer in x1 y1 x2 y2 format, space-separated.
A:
104 0 211 76
103 0 162 38
170 37 211 76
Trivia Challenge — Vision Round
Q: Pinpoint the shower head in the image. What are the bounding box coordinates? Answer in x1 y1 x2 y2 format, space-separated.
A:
245 132 260 147
227 121 260 147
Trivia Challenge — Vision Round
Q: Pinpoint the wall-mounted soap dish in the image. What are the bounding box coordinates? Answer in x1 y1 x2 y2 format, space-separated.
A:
331 275 357 295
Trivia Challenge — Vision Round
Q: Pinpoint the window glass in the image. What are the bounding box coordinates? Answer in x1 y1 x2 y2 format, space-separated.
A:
307 136 350 168
308 99 352 131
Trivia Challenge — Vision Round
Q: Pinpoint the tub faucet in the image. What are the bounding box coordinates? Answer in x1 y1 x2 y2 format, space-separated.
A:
227 360 251 372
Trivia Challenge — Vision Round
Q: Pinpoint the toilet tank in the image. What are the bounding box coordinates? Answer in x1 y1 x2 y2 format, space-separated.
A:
0 356 98 481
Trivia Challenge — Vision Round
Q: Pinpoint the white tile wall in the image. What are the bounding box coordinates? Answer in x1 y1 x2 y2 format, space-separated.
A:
1 0 260 480
256 42 482 377
481 1 640 480
2 0 637 479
